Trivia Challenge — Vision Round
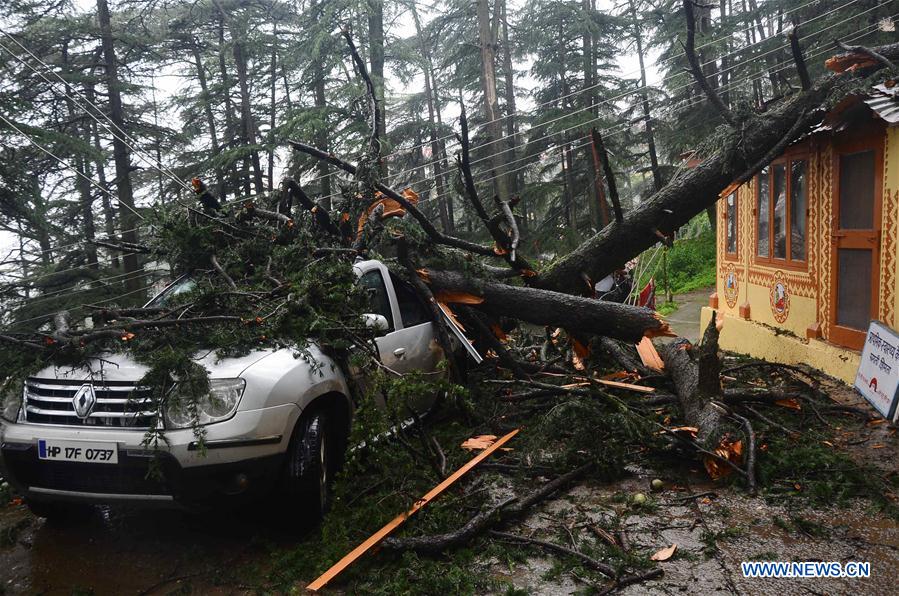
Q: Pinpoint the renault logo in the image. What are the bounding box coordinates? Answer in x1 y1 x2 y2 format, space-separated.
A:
72 384 97 419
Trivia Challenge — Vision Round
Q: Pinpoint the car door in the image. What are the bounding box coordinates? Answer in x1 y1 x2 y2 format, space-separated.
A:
357 265 442 374
356 264 443 412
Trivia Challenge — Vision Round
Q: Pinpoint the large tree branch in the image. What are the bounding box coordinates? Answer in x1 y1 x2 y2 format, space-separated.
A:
456 105 533 273
424 269 671 342
682 0 734 126
289 140 496 257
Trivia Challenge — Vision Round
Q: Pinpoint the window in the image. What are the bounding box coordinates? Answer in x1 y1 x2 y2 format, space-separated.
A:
390 272 431 327
358 270 394 331
725 191 738 257
755 157 807 266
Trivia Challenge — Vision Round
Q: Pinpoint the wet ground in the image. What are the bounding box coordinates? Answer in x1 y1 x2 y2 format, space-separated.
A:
482 471 899 595
1 359 897 594
0 504 288 595
662 286 713 343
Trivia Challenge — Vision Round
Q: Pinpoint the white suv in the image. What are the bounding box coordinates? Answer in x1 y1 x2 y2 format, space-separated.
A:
0 259 454 522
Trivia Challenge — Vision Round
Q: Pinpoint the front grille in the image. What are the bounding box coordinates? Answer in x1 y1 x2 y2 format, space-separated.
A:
24 377 157 428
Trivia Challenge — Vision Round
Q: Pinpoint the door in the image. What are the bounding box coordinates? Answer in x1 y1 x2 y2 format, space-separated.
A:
357 266 443 412
830 131 883 350
376 271 441 377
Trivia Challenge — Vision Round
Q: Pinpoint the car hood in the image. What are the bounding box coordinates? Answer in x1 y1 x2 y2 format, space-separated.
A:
29 350 275 383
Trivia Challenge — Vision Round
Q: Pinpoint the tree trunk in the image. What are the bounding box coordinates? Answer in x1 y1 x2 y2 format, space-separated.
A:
477 0 508 202
368 0 387 177
231 23 265 195
189 37 224 195
719 0 730 107
661 315 723 444
268 29 277 192
61 43 98 269
537 59 880 294
217 14 237 198
629 0 663 193
86 83 119 270
29 175 52 267
410 4 450 234
96 0 140 291
500 0 519 199
424 269 670 343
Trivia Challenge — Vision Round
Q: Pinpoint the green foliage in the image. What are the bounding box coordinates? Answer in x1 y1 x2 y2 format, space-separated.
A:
634 219 715 299
758 435 899 515
665 230 716 295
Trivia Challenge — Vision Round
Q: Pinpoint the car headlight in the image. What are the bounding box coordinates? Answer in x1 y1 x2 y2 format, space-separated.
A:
1 381 23 423
164 378 245 429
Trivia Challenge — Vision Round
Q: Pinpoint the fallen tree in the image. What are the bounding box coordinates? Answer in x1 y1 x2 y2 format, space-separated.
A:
537 38 899 295
0 13 895 593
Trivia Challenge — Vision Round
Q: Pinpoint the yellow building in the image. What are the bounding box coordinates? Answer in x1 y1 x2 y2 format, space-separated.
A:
701 84 899 383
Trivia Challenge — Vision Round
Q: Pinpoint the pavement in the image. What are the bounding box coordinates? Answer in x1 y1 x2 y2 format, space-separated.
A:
663 286 713 343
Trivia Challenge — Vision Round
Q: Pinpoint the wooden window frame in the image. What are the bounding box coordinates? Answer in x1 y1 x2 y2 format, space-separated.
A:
753 148 809 270
723 191 739 261
828 123 884 351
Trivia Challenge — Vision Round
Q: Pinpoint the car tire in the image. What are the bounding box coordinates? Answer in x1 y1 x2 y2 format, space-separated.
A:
283 410 334 526
25 499 93 523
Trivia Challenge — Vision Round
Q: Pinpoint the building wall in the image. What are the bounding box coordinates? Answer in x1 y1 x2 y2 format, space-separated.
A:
711 119 899 380
715 140 822 339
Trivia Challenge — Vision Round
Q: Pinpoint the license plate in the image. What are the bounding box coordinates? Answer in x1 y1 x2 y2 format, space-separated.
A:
38 439 119 464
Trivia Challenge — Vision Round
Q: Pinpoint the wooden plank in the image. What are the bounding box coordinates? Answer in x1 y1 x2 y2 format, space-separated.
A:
306 428 520 592
636 336 665 371
595 378 655 394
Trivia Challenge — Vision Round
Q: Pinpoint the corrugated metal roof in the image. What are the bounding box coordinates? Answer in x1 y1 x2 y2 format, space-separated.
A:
864 83 899 124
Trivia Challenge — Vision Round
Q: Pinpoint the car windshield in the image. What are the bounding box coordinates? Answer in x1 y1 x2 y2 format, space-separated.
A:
145 276 197 308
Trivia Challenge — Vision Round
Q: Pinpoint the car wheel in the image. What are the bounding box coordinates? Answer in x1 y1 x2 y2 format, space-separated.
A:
25 499 94 523
283 411 334 525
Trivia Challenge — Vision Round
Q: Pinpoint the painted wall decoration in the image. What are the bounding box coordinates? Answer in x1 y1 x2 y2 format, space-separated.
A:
770 270 791 323
723 263 739 308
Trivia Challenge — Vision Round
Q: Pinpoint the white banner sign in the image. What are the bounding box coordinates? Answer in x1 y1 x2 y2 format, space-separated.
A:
854 320 899 421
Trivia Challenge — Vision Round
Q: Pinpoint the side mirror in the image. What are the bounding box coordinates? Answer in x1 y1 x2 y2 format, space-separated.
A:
362 313 389 332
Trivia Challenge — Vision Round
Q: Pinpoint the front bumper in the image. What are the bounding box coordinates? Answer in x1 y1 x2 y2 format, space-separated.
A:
0 404 300 507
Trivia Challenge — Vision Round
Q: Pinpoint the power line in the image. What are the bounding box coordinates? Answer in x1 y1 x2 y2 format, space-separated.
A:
0 30 191 192
303 0 874 208
293 0 863 190
0 111 146 222
14 226 145 258
418 13 893 208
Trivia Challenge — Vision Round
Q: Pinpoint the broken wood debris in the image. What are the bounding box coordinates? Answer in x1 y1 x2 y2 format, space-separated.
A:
305 428 519 591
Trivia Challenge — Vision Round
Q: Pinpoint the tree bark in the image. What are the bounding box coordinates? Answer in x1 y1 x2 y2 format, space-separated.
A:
217 14 237 198
61 42 98 269
628 0 663 193
230 21 265 195
268 28 277 192
410 3 450 234
424 269 670 343
189 37 224 196
477 0 508 202
311 1 332 209
85 83 119 270
661 314 723 444
368 0 387 177
500 0 519 199
96 0 140 290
